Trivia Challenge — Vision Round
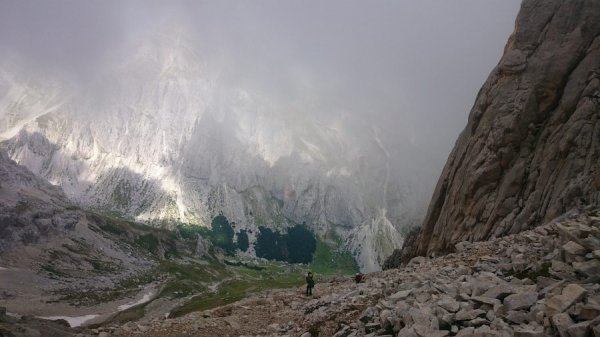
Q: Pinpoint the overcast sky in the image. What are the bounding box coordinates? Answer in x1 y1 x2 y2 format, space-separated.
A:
0 0 522 168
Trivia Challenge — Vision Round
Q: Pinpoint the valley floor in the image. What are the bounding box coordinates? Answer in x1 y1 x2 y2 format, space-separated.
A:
2 208 599 337
105 208 600 337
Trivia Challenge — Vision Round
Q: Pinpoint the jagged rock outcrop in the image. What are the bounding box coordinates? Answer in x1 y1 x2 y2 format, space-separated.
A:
387 0 600 266
0 150 81 252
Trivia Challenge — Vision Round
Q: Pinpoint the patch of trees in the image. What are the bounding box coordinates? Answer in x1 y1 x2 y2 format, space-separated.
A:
255 225 316 263
237 229 249 252
177 215 250 255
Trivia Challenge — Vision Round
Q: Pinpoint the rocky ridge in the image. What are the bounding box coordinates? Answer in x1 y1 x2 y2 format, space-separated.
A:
0 150 80 252
391 0 600 264
85 208 600 337
0 32 431 271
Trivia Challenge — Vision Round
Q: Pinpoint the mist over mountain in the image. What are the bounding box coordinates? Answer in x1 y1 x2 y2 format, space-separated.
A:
0 1 520 272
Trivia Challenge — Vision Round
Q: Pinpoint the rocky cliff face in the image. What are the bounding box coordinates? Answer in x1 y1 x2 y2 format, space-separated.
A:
0 150 81 252
0 33 431 271
387 0 600 265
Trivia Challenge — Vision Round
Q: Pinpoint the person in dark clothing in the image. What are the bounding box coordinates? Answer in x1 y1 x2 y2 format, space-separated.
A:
305 272 315 295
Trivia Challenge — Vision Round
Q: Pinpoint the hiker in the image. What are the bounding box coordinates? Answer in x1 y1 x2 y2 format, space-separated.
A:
354 272 364 284
305 271 315 295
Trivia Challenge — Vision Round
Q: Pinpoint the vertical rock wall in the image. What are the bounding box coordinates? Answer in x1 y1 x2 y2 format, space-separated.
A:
389 0 600 266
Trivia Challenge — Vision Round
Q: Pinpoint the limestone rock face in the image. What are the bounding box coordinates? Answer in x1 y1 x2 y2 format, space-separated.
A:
0 31 432 271
391 0 600 264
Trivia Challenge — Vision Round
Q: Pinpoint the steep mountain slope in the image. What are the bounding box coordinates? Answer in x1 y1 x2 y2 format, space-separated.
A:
386 0 600 266
0 32 431 271
0 150 80 252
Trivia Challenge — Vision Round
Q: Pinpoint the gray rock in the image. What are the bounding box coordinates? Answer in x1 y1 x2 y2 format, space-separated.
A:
438 299 460 313
413 325 449 337
505 311 529 325
481 285 513 300
551 313 573 337
365 322 381 333
573 259 600 278
485 310 495 322
503 292 537 311
552 260 574 273
410 308 433 327
567 321 592 337
546 284 587 315
464 317 489 327
455 309 486 321
513 329 544 337
455 327 474 337
300 333 312 337
389 289 413 301
577 304 600 321
471 296 500 306
563 241 587 256
592 324 600 337
455 242 471 253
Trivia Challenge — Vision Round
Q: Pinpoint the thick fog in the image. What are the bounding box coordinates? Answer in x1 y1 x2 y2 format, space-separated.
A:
0 0 521 173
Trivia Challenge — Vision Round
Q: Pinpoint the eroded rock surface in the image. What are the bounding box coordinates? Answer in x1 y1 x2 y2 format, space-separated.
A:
387 0 600 265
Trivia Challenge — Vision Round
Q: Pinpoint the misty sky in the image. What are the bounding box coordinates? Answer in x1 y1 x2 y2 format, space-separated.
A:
0 0 522 168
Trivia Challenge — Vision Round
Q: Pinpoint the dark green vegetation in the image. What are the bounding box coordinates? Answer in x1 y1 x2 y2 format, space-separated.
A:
237 229 249 252
210 215 236 254
255 225 316 263
176 223 211 240
176 215 247 254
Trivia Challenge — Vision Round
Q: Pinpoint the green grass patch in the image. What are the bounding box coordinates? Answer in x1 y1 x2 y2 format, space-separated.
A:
168 272 303 318
177 224 212 240
310 238 359 276
135 234 160 254
158 260 229 298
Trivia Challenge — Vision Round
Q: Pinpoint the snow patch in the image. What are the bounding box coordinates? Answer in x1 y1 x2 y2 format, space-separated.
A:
40 315 99 328
117 290 154 311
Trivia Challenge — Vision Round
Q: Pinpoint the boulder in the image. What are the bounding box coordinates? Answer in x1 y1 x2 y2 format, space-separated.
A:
513 327 544 337
438 299 460 313
592 324 600 337
577 304 600 321
562 241 587 256
505 311 529 325
551 313 573 337
413 325 449 337
481 285 514 300
503 292 537 311
455 309 486 321
471 296 500 306
567 321 592 337
390 289 413 301
573 260 600 278
546 284 587 315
